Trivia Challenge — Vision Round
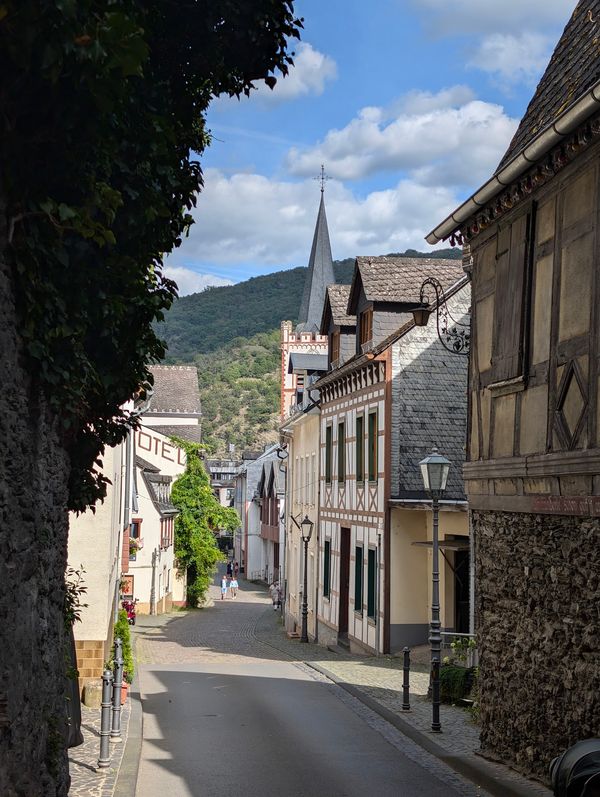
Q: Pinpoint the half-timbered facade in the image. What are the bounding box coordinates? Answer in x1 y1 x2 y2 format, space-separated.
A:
315 257 468 654
426 0 600 778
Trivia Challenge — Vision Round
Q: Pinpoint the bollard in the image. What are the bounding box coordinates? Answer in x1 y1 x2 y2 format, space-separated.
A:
98 669 113 768
110 637 124 741
431 656 441 732
402 646 411 711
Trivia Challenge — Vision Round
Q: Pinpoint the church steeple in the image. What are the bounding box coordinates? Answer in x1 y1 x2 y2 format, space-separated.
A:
296 184 335 333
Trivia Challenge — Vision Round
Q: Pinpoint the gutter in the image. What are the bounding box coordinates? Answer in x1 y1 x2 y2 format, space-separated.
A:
426 79 600 244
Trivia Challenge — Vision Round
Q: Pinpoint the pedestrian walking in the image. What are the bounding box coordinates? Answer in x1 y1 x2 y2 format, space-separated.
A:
269 580 281 610
220 575 228 601
226 560 233 577
233 561 239 578
230 577 238 599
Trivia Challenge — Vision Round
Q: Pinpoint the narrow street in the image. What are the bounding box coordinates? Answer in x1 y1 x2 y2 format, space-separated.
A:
133 570 484 797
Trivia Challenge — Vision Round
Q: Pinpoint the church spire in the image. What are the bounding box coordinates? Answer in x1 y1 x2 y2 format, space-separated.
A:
296 175 335 333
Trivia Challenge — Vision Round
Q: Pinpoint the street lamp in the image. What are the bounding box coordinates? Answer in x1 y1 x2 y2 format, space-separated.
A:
300 515 314 643
411 276 470 355
418 446 451 733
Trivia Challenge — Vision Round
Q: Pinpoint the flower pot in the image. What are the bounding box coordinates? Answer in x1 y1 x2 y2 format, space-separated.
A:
121 683 129 704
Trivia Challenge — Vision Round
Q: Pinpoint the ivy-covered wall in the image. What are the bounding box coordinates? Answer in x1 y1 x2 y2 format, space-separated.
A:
0 209 70 795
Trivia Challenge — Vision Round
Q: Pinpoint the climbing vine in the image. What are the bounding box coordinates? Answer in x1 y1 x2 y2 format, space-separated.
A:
170 439 239 607
0 1 302 511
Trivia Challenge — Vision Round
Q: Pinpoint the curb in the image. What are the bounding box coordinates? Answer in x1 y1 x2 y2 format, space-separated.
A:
113 628 144 797
305 662 550 797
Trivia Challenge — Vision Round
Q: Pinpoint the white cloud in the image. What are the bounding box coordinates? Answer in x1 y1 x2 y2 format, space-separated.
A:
285 87 517 186
162 265 233 297
212 42 337 111
412 0 570 35
170 169 460 272
468 32 555 86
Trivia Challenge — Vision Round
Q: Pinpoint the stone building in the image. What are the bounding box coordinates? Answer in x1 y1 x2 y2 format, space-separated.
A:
427 0 600 778
314 257 469 653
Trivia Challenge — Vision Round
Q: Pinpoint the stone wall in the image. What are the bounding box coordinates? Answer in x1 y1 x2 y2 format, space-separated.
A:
0 210 71 795
474 509 600 780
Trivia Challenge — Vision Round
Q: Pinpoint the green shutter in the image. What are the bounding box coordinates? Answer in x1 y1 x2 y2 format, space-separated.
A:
325 425 332 483
368 411 378 482
356 416 364 482
338 422 345 483
323 540 331 597
354 546 363 614
367 548 376 619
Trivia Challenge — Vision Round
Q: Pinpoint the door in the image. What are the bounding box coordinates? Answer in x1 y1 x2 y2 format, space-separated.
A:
454 548 470 634
338 527 351 635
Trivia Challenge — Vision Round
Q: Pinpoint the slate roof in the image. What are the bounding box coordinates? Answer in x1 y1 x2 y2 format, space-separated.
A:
135 455 159 473
324 284 355 328
147 366 201 415
497 0 600 171
151 424 203 444
296 193 335 333
287 353 328 374
348 257 464 312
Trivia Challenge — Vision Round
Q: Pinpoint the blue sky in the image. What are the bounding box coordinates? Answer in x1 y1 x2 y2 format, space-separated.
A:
166 0 573 294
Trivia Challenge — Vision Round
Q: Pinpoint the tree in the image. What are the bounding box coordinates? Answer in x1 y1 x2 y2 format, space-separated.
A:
170 440 239 607
0 4 301 793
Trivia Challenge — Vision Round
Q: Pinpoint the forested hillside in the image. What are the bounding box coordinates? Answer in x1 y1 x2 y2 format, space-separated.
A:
161 249 459 362
159 249 461 453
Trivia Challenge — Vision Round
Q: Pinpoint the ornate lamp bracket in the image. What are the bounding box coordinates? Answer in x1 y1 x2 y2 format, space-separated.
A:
414 277 470 356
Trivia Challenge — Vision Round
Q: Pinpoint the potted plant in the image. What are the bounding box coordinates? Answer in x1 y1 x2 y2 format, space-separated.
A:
111 609 135 703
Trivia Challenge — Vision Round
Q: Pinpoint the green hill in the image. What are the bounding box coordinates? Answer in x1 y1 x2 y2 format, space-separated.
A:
160 249 459 362
159 248 461 453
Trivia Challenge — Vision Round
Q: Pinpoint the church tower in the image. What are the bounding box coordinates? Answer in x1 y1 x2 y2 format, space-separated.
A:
280 174 334 419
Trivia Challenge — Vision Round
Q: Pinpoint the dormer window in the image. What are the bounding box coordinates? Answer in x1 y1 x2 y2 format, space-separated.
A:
331 330 340 365
359 308 373 348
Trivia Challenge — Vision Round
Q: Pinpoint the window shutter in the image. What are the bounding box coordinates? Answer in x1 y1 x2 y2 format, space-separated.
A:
491 211 532 381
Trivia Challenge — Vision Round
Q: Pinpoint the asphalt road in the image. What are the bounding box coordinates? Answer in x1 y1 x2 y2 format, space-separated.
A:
134 573 476 797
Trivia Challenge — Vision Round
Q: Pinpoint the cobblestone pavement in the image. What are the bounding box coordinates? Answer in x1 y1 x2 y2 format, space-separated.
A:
135 574 551 796
68 699 131 796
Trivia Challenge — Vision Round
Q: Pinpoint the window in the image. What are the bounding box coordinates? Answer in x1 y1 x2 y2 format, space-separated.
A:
368 411 378 482
323 540 331 598
338 422 346 483
354 546 363 614
325 425 333 484
356 415 364 483
367 548 377 619
331 330 340 364
311 453 316 504
129 518 142 561
359 308 373 347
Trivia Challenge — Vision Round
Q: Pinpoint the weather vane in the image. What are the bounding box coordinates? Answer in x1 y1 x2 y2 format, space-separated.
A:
313 164 330 194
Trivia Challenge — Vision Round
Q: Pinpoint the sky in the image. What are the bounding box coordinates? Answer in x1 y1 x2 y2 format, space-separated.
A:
165 0 574 295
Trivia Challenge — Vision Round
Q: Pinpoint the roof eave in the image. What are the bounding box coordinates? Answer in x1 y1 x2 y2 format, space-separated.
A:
426 79 600 245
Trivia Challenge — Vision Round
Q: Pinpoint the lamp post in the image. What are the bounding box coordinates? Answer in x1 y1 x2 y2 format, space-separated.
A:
418 446 451 733
300 515 314 643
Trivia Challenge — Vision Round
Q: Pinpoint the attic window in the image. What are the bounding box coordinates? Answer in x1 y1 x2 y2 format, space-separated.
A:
359 309 373 347
331 330 340 364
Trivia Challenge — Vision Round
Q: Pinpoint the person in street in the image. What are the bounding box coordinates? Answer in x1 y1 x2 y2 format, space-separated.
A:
226 560 233 577
269 580 281 610
233 561 239 578
230 577 238 599
220 575 228 600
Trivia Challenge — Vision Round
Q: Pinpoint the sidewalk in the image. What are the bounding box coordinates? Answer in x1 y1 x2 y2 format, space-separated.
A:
68 698 132 796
